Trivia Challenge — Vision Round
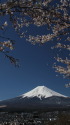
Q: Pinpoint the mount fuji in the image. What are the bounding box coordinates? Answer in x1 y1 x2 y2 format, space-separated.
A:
0 86 70 112
22 86 67 99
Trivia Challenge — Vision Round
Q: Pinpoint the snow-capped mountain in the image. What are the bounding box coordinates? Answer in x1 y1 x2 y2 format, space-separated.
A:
0 86 70 112
22 86 66 99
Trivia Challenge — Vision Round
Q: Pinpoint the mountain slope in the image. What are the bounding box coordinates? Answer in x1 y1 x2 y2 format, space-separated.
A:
0 86 70 112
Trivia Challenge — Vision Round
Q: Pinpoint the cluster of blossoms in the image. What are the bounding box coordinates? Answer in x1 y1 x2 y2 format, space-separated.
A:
0 40 18 66
54 65 70 78
53 57 70 79
0 0 69 80
0 21 8 31
28 34 56 44
0 0 69 40
52 43 70 51
0 40 14 51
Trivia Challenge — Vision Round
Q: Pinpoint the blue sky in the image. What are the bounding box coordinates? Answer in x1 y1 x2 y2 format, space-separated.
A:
0 0 70 100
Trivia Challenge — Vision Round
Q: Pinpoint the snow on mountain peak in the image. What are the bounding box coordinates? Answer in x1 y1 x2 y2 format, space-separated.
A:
21 86 67 99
